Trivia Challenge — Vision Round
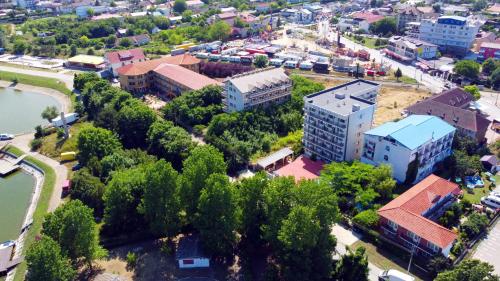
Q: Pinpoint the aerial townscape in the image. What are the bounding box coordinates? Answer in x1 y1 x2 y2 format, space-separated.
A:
0 0 500 280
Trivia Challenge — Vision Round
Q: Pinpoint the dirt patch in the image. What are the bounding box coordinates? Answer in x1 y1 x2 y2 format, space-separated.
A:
374 86 431 126
94 239 241 281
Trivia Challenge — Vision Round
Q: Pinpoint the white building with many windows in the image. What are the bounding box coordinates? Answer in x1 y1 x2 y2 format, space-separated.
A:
223 68 292 112
418 15 483 56
361 115 456 184
303 80 380 162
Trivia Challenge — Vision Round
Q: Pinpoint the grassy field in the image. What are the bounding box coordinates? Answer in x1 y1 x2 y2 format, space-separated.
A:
346 35 387 49
462 174 499 204
5 146 56 281
0 70 71 96
352 239 427 281
38 121 90 160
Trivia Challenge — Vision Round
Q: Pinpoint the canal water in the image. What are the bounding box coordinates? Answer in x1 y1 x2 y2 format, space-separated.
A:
0 171 34 243
0 87 61 134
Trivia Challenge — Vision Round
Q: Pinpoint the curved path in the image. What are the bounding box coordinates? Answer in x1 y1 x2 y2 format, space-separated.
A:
0 65 74 90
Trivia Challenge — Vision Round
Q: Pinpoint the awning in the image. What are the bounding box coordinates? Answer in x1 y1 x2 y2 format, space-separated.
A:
256 147 294 169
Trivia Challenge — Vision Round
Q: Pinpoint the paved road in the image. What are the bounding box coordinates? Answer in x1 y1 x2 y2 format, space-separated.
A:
332 225 383 281
336 34 446 93
0 65 74 90
1 134 67 212
473 218 500 275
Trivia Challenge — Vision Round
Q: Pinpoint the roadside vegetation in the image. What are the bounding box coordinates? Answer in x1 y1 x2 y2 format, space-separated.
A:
0 70 71 96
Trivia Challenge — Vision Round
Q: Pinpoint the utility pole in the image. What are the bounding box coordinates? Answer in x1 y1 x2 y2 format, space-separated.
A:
407 243 417 273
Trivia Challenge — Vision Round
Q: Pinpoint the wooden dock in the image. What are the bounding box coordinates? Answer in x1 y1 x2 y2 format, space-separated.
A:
0 246 23 275
0 154 26 176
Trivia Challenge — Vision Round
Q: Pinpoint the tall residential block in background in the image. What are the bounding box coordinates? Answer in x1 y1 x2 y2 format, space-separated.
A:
223 68 292 112
303 79 380 163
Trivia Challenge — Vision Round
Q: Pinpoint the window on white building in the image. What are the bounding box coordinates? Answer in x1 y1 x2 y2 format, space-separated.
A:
384 155 389 161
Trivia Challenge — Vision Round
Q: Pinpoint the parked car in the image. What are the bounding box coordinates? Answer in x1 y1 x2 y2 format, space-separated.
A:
0 133 14 140
378 270 415 281
481 195 500 210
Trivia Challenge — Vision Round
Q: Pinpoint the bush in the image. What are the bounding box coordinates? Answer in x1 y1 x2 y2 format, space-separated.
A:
353 209 380 228
30 138 43 150
34 125 44 139
56 128 65 139
460 213 489 241
193 124 206 136
126 251 137 269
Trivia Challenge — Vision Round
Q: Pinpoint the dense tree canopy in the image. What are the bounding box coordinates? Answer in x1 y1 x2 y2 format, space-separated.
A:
117 99 157 148
77 126 122 165
454 60 481 80
369 17 397 36
26 236 76 281
435 259 499 281
179 145 227 221
147 120 194 169
140 160 181 238
70 168 106 215
196 173 238 257
42 200 106 266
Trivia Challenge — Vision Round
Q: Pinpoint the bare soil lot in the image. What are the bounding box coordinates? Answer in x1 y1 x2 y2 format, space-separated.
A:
306 76 431 126
94 240 241 281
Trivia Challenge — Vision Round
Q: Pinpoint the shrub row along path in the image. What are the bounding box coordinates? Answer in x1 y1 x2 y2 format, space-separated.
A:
0 65 74 90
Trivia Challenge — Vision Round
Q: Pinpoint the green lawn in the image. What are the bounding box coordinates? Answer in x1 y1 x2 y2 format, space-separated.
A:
5 146 56 281
0 70 76 110
352 239 427 281
346 35 387 49
462 174 499 204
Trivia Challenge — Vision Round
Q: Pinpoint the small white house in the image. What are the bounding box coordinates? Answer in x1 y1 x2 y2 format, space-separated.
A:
176 235 210 269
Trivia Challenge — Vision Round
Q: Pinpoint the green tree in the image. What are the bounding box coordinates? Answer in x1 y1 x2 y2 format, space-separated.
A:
13 39 27 54
70 168 105 215
208 20 232 41
482 58 499 75
237 172 268 246
147 120 194 169
472 0 488 11
103 165 147 234
173 0 187 13
41 105 59 123
179 145 227 220
119 37 132 47
277 206 321 281
42 200 106 267
454 60 481 80
77 126 122 165
195 173 238 257
140 160 181 238
435 259 499 281
254 55 268 68
394 67 402 82
353 209 379 228
491 67 500 89
26 236 76 281
453 150 482 178
464 85 481 100
333 247 369 281
369 17 396 36
427 255 451 278
74 72 100 92
460 213 489 241
70 44 78 56
117 100 157 148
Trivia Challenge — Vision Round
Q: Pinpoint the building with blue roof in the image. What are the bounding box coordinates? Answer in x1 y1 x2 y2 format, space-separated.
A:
361 115 456 183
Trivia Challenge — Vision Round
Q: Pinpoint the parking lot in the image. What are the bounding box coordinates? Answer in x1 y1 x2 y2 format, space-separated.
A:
473 218 500 275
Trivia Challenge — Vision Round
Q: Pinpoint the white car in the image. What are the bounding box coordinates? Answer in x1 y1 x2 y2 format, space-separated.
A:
379 269 415 281
0 133 14 140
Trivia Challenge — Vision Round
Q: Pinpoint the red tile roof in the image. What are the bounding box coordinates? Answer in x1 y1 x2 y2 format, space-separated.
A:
105 48 146 65
351 12 385 24
117 54 200 76
275 155 324 183
153 63 221 90
378 175 461 248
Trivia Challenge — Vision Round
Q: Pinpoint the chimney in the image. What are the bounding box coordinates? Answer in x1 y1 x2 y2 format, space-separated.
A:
352 104 361 112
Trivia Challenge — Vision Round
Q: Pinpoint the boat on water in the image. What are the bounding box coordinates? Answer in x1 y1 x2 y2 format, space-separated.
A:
0 240 15 249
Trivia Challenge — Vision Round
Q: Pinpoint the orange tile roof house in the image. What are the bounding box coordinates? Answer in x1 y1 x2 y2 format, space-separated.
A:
117 54 220 98
378 175 462 257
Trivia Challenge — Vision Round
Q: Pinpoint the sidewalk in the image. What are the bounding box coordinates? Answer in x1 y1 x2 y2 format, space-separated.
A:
331 224 383 281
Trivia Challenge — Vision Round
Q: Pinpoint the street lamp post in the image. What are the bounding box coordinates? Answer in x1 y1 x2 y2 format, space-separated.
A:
407 243 417 273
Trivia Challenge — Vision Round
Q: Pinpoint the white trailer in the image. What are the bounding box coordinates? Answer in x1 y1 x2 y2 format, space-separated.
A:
52 113 79 128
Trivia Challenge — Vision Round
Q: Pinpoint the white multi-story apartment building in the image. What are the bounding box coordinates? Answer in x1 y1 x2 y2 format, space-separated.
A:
361 115 456 184
303 80 380 162
418 15 483 56
223 68 292 112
